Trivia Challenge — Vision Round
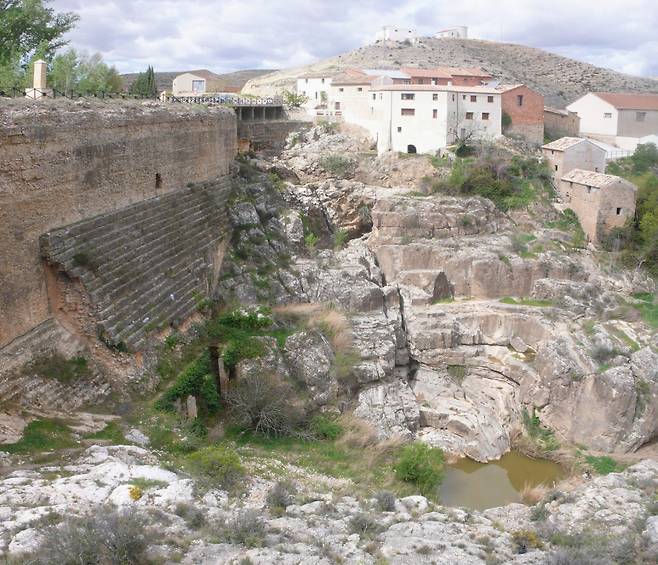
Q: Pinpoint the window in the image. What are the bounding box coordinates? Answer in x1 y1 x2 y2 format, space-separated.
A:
372 93 376 100
465 112 474 119
155 173 162 189
616 207 623 215
603 112 612 118
357 87 363 92
305 78 308 83
470 95 477 102
452 94 455 101
587 186 592 194
637 112 646 122
321 78 325 84
191 80 205 93
554 164 558 171
462 95 466 100
401 108 415 116
338 87 344 92
432 93 438 101
401 93 415 100
432 109 438 119
487 96 494 103
334 102 340 110
482 112 489 120
397 126 402 132
418 79 425 84
517 94 524 106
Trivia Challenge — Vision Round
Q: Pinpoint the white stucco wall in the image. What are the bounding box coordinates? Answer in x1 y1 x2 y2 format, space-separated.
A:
330 84 378 136
375 26 417 42
296 77 332 113
172 73 206 95
567 93 619 139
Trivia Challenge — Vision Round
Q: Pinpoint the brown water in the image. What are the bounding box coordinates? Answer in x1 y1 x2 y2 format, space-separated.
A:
439 452 563 510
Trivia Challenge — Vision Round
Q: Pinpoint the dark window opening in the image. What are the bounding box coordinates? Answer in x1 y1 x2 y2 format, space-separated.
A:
155 173 162 189
616 207 622 215
407 144 417 154
517 95 524 106
554 164 558 171
397 126 402 132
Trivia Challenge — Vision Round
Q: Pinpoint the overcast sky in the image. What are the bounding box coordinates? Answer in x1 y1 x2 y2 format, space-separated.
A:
51 0 658 77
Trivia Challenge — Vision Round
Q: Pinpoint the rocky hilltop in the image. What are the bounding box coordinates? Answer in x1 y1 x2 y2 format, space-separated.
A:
243 37 658 107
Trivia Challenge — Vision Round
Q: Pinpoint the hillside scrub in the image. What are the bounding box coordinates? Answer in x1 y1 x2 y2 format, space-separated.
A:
432 149 552 211
603 143 658 276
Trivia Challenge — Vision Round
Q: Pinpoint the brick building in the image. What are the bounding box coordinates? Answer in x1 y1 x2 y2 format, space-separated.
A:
497 84 544 144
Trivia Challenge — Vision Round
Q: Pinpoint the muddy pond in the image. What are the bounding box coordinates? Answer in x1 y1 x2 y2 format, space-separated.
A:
440 451 563 510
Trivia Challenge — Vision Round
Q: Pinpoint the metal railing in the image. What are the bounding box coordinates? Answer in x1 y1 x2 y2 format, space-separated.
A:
1 86 157 100
605 149 633 161
162 93 282 106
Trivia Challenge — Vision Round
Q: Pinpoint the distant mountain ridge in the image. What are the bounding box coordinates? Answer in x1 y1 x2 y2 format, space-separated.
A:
243 38 658 108
121 69 275 94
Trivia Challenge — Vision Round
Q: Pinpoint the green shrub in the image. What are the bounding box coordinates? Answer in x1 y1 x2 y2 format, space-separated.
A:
447 364 466 384
304 232 320 249
310 415 343 440
174 502 207 530
522 408 559 451
334 349 361 387
319 154 354 178
584 455 623 475
317 118 339 134
333 228 349 249
23 353 90 384
155 352 219 414
394 442 444 497
349 512 382 538
185 446 245 490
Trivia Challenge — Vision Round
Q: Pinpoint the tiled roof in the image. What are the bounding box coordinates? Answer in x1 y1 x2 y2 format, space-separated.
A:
178 69 223 80
400 67 453 79
544 106 572 116
594 92 658 111
542 137 588 151
372 84 501 94
496 84 525 93
401 66 491 78
561 169 634 189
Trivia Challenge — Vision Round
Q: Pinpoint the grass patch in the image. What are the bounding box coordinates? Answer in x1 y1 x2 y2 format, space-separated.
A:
500 297 553 307
83 421 126 444
432 296 455 305
584 455 624 475
632 293 658 328
1 419 77 454
447 364 466 384
22 353 91 384
129 477 168 490
522 409 559 451
607 325 640 351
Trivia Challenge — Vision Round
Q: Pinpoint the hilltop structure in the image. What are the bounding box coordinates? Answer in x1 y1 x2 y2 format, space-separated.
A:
374 26 417 43
567 92 658 150
434 26 468 39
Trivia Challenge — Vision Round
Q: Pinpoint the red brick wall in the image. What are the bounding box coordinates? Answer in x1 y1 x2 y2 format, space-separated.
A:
502 85 544 126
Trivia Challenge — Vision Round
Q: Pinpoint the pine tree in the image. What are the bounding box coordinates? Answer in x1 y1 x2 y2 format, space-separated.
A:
129 65 157 98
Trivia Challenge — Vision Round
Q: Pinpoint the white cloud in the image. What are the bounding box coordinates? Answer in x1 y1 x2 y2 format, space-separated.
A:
51 0 658 77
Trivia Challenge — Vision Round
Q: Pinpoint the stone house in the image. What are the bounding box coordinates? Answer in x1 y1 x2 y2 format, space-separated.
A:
172 70 228 96
374 26 417 43
434 26 468 38
497 84 544 144
370 84 502 154
544 107 580 139
566 92 658 150
559 169 636 242
542 137 606 188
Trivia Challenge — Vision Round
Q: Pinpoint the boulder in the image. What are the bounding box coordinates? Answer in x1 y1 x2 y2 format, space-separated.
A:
353 380 420 439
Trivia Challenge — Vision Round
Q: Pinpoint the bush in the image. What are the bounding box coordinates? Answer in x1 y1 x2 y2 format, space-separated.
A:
23 353 90 384
319 154 354 179
226 509 266 547
30 505 152 565
185 446 245 490
174 502 206 530
375 490 397 512
281 89 308 108
225 373 305 437
394 442 444 497
584 455 623 475
333 228 349 249
631 142 658 174
266 480 297 511
349 512 382 538
310 415 343 440
155 352 219 414
512 530 544 554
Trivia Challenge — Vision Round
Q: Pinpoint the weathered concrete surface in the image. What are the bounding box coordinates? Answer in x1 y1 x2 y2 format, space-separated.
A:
0 101 237 351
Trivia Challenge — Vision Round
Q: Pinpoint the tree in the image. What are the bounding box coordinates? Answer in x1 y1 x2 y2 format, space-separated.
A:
0 0 78 65
281 89 308 109
129 65 157 98
49 49 123 93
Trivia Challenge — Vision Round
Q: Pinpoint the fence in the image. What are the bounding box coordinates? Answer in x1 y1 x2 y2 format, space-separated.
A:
605 149 633 161
1 86 157 100
162 93 282 106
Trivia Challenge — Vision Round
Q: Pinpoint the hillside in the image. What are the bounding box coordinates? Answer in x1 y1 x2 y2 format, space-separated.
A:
243 37 658 107
121 68 275 93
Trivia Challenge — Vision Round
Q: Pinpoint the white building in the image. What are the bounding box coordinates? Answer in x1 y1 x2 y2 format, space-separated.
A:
374 26 417 43
370 85 502 154
566 92 658 151
172 70 226 96
435 26 468 39
296 74 333 113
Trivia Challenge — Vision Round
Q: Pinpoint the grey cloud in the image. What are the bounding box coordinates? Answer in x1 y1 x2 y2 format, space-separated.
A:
51 0 658 77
